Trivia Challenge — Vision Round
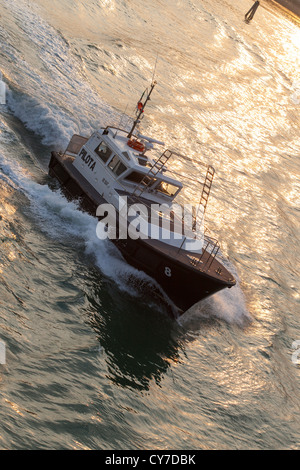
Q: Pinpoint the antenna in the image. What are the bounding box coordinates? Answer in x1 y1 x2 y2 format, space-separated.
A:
127 80 157 139
152 52 158 83
127 55 159 139
114 103 128 138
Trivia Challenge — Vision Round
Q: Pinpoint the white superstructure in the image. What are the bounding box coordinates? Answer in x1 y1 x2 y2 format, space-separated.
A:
69 126 204 252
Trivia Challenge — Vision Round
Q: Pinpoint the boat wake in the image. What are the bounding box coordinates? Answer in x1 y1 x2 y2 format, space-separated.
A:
178 267 251 329
0 0 245 317
6 88 77 149
0 145 245 321
0 147 178 313
2 0 117 150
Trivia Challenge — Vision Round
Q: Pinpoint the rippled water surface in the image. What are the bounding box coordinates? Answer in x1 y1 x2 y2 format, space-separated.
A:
0 0 299 450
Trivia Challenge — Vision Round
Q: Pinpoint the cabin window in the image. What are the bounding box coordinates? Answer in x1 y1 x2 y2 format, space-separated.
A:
115 161 127 176
108 155 127 176
122 151 131 161
124 171 156 187
95 141 112 163
155 181 180 197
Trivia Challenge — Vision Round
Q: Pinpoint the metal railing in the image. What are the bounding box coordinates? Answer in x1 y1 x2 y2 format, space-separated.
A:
177 231 220 272
198 234 220 270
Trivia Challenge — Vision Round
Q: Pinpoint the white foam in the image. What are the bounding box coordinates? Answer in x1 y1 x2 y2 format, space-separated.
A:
0 149 162 299
0 116 17 145
0 0 166 306
4 0 116 149
0 145 250 318
178 262 251 328
1 0 250 317
6 89 77 149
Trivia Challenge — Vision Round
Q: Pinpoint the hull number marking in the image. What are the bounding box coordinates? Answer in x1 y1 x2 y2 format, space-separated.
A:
165 267 172 277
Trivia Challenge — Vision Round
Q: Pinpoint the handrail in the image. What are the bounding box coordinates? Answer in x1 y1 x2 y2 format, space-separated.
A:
176 230 220 271
198 234 220 270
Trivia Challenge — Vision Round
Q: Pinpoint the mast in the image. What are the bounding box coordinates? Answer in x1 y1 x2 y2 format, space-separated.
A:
127 80 157 139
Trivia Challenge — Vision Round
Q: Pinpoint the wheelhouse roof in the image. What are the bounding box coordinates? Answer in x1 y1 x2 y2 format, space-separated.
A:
94 126 183 188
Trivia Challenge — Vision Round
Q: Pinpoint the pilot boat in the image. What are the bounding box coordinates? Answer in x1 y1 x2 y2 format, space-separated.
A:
48 81 236 314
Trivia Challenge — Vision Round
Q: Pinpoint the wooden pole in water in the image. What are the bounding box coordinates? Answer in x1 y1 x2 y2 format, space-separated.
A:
245 1 260 22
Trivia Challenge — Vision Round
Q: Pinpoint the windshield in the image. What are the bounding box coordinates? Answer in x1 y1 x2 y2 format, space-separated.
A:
155 181 180 197
124 171 156 187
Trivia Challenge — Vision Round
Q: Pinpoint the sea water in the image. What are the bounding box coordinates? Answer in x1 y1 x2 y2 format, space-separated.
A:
0 0 299 449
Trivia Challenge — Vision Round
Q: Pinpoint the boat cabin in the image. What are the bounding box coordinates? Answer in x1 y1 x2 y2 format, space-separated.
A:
71 126 183 207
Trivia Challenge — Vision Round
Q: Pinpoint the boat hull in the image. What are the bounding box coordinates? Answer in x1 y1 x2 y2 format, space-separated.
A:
114 237 231 313
49 151 235 314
